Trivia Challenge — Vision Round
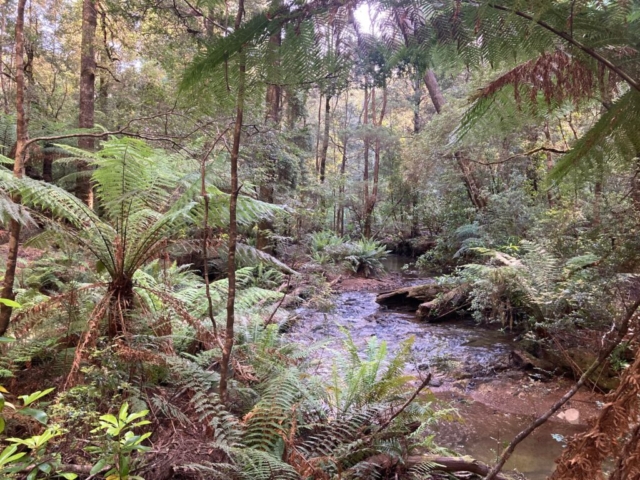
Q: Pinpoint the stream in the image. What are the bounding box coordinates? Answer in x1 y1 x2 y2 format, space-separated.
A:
287 256 592 480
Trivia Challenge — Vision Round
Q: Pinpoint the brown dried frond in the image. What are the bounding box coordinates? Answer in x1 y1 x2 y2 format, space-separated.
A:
472 50 612 106
231 357 258 383
551 342 640 480
64 292 113 389
287 447 332 480
137 285 218 349
113 339 166 365
10 283 106 337
610 423 640 480
150 315 174 355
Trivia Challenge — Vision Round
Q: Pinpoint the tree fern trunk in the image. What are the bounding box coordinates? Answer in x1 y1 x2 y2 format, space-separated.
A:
0 0 27 336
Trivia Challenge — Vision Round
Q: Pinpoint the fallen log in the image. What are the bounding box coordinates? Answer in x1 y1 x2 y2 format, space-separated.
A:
376 283 454 309
417 284 470 321
358 453 514 480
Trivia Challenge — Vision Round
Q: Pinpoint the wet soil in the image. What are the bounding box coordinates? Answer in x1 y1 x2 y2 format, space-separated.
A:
287 258 603 480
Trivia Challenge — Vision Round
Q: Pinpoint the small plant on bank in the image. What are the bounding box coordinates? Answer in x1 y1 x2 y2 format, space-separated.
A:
344 238 389 278
87 402 151 480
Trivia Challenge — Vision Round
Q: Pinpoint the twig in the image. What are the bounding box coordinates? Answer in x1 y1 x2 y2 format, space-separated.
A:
373 373 431 436
484 296 640 479
468 146 569 166
263 275 291 328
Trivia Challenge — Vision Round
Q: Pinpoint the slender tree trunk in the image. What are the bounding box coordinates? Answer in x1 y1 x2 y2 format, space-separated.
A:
543 121 555 207
0 0 27 336
315 93 322 175
76 0 97 207
424 72 485 211
42 145 54 182
424 69 445 114
455 152 486 210
257 19 281 251
413 73 421 133
319 94 331 183
220 0 246 403
364 86 387 238
362 85 370 234
632 157 640 212
0 6 9 115
337 91 349 235
594 166 602 227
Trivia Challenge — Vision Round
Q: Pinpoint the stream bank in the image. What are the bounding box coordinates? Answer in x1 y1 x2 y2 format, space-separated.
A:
286 257 603 480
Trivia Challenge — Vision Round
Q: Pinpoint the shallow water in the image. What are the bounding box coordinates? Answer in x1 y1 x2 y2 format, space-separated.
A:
287 258 586 479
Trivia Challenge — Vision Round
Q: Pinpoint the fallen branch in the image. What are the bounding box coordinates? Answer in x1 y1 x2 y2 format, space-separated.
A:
484 296 640 479
408 455 512 480
373 373 431 436
361 453 512 480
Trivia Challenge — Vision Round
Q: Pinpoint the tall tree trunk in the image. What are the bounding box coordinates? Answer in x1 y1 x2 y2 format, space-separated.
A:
337 91 349 235
76 0 97 207
413 73 421 133
319 94 331 183
220 0 246 404
424 70 485 211
42 144 54 183
0 0 27 336
364 86 387 238
362 85 370 234
543 121 555 207
424 69 445 114
257 19 281 251
455 152 486 210
0 6 9 115
315 93 322 175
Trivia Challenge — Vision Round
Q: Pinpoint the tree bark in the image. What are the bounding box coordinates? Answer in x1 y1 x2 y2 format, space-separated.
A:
219 0 246 403
412 73 421 133
257 16 281 251
42 144 54 182
455 152 486 210
362 86 370 233
0 0 27 336
336 91 349 235
76 0 97 207
319 94 331 183
314 93 322 175
364 86 386 238
424 69 445 114
0 6 9 115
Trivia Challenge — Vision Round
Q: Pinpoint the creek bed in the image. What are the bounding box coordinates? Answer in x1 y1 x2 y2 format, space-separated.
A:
287 271 592 480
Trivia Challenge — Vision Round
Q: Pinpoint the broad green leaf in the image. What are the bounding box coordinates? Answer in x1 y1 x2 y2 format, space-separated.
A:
90 458 107 475
125 410 149 423
58 473 78 480
0 299 20 308
19 387 55 406
18 407 49 424
119 402 129 422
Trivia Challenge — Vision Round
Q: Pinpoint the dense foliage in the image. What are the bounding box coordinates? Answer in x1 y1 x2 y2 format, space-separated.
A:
1 0 640 478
